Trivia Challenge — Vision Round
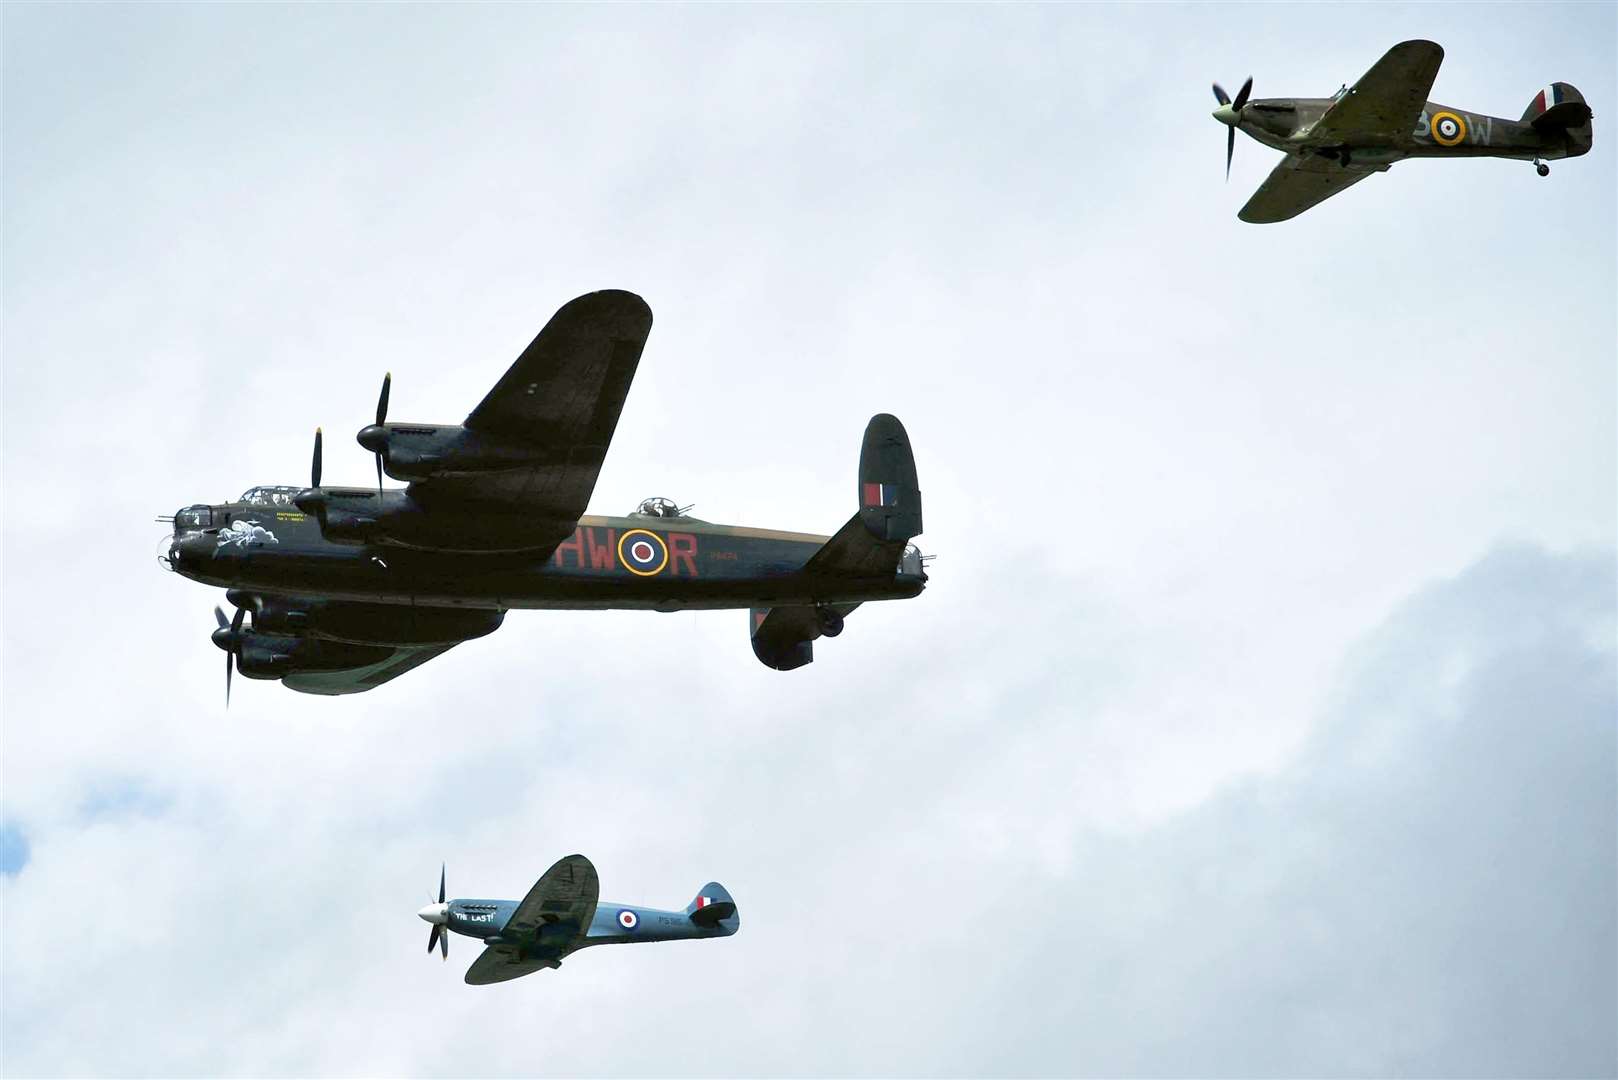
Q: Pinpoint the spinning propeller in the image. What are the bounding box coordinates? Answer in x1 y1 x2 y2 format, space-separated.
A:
1211 77 1253 178
211 605 247 708
423 863 449 960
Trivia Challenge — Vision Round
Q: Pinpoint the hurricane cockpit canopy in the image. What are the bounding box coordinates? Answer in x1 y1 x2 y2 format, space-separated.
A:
238 485 303 507
631 496 693 519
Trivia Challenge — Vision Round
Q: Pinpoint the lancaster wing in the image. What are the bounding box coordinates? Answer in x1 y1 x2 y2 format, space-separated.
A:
279 642 460 696
409 290 653 522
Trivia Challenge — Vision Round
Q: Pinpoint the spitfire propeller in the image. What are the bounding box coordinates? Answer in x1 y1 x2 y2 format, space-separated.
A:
1212 77 1253 178
420 863 449 960
210 605 248 707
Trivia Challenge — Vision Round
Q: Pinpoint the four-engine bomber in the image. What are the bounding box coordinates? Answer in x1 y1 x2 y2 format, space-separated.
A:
164 290 927 697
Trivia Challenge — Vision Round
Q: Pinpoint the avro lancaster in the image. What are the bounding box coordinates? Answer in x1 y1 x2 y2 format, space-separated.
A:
1213 39 1593 222
162 290 927 698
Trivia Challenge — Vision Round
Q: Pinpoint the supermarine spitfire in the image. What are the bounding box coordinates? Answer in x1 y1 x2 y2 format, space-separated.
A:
163 290 927 697
1213 40 1593 222
417 855 738 985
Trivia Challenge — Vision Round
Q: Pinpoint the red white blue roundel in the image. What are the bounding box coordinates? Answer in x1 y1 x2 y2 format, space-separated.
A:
617 909 639 930
617 529 669 577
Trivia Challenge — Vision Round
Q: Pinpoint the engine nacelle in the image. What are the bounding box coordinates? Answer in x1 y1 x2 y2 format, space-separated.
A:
235 634 394 679
230 592 505 646
356 424 554 483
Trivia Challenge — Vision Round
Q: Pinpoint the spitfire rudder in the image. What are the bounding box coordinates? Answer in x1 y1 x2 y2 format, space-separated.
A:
686 882 740 932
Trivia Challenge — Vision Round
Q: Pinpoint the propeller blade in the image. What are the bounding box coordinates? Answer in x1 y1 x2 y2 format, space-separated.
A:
428 925 441 956
225 606 246 709
438 863 446 904
1213 82 1230 107
214 605 228 630
439 925 448 960
311 427 324 490
1226 126 1235 180
1232 76 1252 111
372 373 392 501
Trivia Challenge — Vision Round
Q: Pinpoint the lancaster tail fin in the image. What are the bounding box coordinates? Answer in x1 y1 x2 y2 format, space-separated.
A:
858 413 923 543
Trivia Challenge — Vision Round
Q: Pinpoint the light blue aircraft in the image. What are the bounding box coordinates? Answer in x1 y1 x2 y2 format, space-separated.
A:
417 854 739 984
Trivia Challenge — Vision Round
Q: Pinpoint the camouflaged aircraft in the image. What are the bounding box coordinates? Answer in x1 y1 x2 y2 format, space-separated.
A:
417 854 738 985
1213 40 1593 223
162 290 927 698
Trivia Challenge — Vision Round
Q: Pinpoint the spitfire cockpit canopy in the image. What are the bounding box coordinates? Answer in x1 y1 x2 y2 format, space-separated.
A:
238 485 303 507
631 496 696 520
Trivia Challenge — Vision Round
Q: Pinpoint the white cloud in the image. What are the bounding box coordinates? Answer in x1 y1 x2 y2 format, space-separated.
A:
3 4 1614 1076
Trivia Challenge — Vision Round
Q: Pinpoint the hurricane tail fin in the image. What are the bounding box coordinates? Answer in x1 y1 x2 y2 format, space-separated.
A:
1522 82 1593 156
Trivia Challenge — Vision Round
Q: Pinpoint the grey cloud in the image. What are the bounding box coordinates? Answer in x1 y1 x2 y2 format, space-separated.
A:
967 546 1616 1077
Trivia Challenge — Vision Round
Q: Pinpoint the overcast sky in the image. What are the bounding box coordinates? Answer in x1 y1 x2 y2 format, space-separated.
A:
3 3 1614 1077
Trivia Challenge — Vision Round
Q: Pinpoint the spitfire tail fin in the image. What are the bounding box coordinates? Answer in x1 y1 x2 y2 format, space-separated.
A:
686 882 740 933
1522 82 1593 156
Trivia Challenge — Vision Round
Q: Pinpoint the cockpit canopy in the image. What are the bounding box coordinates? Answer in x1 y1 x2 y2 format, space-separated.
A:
238 485 303 507
630 496 694 519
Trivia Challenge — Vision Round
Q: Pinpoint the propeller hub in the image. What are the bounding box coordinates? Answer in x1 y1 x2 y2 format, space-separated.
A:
293 488 327 514
357 424 389 454
418 902 448 926
210 626 236 651
1212 104 1239 126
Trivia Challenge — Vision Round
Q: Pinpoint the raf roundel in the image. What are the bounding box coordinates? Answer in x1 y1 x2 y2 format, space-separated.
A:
616 529 669 577
1431 110 1467 147
617 909 639 931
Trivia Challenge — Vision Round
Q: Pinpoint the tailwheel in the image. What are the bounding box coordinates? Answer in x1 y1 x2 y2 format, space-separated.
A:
1535 159 1550 177
816 607 845 638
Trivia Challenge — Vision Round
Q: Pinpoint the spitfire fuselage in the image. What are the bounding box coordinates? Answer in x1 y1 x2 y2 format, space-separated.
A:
429 897 731 950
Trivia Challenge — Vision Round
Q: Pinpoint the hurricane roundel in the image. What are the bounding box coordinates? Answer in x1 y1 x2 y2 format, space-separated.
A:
1431 110 1467 146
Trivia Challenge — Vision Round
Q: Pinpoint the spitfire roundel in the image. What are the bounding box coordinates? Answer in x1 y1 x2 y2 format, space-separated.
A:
617 909 639 930
617 529 669 576
1431 111 1467 146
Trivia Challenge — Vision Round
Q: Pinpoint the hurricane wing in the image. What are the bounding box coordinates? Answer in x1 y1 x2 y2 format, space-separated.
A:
1310 39 1444 143
1239 156 1381 223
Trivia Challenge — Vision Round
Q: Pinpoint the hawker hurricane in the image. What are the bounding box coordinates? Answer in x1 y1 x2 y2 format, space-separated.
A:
417 854 738 985
1212 39 1593 222
162 290 927 697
